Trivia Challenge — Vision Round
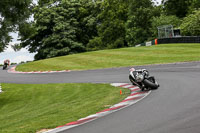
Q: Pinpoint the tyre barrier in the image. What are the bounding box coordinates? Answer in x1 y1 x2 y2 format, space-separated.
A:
135 37 200 48
8 66 71 74
43 83 151 133
158 36 200 44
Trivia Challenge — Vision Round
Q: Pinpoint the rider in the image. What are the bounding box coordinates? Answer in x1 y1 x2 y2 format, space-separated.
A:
130 68 149 77
4 59 10 66
129 67 159 90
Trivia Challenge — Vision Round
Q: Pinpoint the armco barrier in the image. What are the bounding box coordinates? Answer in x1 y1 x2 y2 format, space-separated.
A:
135 39 157 47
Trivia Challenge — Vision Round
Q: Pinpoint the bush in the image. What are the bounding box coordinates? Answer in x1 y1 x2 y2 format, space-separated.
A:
180 10 200 36
86 37 103 51
11 63 17 65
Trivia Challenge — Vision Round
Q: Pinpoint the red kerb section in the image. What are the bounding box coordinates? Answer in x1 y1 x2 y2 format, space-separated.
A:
56 117 97 128
131 88 140 92
130 92 146 96
119 84 130 87
97 105 126 114
121 96 143 103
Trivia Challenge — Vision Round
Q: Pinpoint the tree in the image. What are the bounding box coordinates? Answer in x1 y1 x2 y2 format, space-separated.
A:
180 10 200 36
188 0 200 14
20 0 86 60
76 0 102 47
0 0 32 52
162 0 193 18
126 0 154 46
151 15 181 39
87 0 129 50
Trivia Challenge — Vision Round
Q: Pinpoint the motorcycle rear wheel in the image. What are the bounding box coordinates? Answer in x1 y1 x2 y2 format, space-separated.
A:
143 79 159 90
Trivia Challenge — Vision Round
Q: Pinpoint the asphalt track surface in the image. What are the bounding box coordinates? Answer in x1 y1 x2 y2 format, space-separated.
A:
1 62 200 133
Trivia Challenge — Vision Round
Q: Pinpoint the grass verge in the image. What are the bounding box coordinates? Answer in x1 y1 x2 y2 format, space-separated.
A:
0 83 129 133
16 43 200 72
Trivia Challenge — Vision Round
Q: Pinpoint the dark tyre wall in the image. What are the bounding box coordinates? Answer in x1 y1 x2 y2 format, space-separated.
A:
158 37 200 44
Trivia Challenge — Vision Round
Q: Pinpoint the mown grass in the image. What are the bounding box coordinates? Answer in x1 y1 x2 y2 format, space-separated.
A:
16 43 200 72
0 83 129 133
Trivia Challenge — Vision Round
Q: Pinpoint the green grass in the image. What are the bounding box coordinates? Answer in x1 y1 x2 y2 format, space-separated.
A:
0 83 129 133
16 43 200 72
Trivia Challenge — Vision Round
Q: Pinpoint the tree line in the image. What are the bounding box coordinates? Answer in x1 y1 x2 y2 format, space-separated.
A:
0 0 200 60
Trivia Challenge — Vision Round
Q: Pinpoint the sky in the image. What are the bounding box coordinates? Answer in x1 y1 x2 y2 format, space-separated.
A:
0 33 35 64
154 0 162 5
0 0 162 64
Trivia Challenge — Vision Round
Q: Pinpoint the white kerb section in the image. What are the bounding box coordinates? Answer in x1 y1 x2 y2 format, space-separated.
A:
0 84 2 93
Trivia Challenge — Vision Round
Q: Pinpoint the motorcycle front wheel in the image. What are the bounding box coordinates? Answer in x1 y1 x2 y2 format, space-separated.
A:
143 79 159 90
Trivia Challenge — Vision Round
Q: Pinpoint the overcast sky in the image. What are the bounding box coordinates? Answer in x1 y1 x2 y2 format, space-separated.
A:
0 0 162 64
0 33 35 64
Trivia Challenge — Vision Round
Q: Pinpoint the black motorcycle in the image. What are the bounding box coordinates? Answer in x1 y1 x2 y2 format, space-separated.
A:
3 63 8 70
129 68 159 91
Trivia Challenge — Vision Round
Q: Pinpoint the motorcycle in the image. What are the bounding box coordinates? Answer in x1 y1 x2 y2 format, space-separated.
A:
3 63 8 70
129 68 159 91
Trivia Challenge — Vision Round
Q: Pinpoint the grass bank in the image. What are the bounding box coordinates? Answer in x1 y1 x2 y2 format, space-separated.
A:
16 43 200 72
0 83 129 133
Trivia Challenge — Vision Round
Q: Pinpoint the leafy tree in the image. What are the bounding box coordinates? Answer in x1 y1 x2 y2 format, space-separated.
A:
77 0 102 47
20 0 86 60
188 0 200 14
151 15 181 39
0 0 32 52
151 4 163 17
37 0 51 6
126 0 154 46
87 0 129 51
180 10 200 36
162 0 193 18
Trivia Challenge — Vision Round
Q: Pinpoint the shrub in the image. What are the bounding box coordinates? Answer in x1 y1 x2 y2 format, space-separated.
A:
180 10 200 36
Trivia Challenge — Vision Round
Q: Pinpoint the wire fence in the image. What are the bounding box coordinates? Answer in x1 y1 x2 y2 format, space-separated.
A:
157 25 174 39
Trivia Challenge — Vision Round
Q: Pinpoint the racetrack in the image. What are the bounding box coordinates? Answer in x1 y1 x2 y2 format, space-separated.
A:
1 62 200 133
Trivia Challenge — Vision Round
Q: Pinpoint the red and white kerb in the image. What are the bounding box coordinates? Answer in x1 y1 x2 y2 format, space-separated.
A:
8 66 71 74
44 83 151 133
